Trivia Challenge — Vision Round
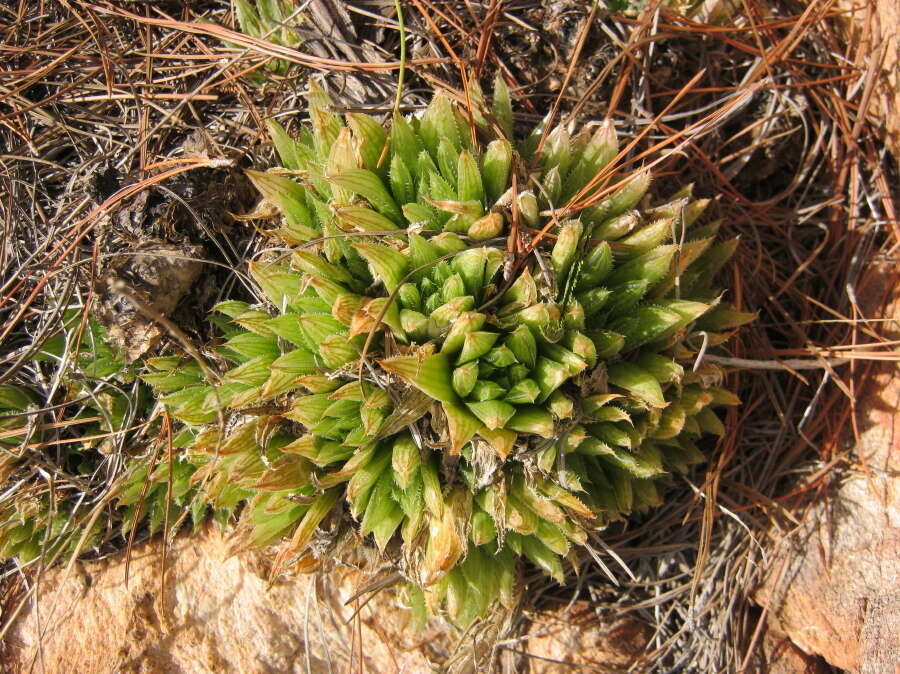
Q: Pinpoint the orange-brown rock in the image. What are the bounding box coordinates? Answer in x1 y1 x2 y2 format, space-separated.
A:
3 528 452 673
759 631 831 674
523 603 651 673
756 368 900 671
756 266 900 673
3 531 659 673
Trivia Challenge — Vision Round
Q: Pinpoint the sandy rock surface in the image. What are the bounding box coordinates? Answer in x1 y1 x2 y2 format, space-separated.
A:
523 603 652 673
873 0 899 160
760 632 831 674
3 529 653 673
4 528 451 673
756 361 900 673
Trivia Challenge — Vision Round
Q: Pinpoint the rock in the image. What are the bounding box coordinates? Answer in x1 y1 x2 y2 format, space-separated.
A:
3 527 453 673
759 631 831 674
3 531 662 673
871 0 899 161
757 5 900 668
756 268 900 673
522 603 651 672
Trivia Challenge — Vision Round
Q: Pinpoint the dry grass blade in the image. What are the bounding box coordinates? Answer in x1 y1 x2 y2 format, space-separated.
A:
88 2 446 73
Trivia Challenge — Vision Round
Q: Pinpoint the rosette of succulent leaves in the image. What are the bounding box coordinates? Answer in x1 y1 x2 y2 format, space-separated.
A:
135 77 752 626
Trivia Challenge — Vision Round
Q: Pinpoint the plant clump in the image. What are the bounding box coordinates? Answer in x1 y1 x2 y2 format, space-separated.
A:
0 312 150 564
126 77 750 625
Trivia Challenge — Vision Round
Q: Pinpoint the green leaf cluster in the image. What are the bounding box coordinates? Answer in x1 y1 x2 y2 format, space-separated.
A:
126 78 749 624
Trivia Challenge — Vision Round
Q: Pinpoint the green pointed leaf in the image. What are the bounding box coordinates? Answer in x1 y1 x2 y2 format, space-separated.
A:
600 281 649 319
380 352 458 403
390 112 422 173
707 387 741 406
609 305 685 350
551 220 583 285
540 343 587 376
352 242 408 292
618 218 673 257
425 92 461 153
590 212 639 243
542 126 571 176
482 139 512 204
443 402 484 453
457 150 483 203
506 406 554 437
436 137 459 188
607 362 666 408
636 353 683 383
659 299 712 327
470 508 497 546
270 347 316 375
426 296 475 338
517 190 539 226
246 169 315 233
596 170 651 220
211 300 250 318
491 74 513 139
562 330 597 367
328 168 402 223
521 535 564 583
259 314 301 347
267 119 312 171
441 312 486 355
600 444 665 479
606 245 677 288
347 112 387 173
577 241 613 289
430 232 468 256
505 378 540 405
389 154 415 206
248 261 302 309
534 357 570 402
503 325 537 369
223 332 280 361
469 380 506 402
452 362 479 398
336 205 400 233
696 306 756 331
400 309 428 340
297 313 346 347
318 334 358 368
292 250 356 286
467 212 504 240
392 434 420 489
359 471 404 550
456 331 500 365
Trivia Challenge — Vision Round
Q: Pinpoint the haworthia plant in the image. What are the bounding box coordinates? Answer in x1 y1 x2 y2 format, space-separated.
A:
0 312 153 563
231 0 303 77
134 77 750 625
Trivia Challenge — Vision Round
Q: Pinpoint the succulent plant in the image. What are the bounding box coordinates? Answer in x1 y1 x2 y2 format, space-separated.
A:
137 77 751 625
231 0 303 78
0 312 149 564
